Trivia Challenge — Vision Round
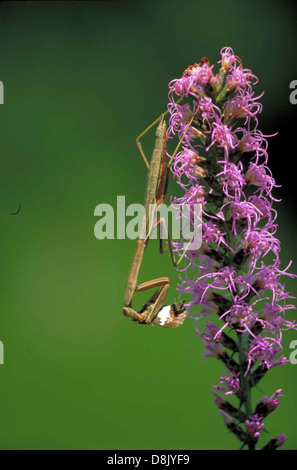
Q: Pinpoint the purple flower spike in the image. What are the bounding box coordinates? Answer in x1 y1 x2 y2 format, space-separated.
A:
166 47 296 450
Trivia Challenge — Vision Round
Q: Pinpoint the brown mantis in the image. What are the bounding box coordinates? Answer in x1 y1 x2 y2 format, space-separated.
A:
123 114 189 328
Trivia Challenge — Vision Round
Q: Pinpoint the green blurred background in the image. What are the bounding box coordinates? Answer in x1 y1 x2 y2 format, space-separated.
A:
0 0 297 450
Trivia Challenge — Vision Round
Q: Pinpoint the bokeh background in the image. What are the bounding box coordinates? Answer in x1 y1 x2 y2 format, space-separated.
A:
0 0 297 450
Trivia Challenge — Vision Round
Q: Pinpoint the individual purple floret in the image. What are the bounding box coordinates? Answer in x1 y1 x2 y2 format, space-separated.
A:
166 47 295 450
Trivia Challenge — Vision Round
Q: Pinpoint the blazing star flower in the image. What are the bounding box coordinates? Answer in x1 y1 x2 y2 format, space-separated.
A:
254 389 283 418
245 414 264 439
262 433 287 450
213 370 241 396
166 47 296 450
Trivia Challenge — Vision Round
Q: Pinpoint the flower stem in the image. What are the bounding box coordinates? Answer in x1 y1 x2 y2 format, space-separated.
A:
237 331 255 449
237 332 252 416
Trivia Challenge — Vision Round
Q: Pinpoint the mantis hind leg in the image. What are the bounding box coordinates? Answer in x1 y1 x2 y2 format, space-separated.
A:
136 96 184 169
136 115 166 170
157 217 197 268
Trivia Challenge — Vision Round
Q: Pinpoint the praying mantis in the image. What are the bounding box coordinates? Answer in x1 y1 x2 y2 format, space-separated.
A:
123 113 189 328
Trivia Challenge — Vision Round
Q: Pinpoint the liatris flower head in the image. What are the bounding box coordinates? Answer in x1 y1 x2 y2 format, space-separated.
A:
262 433 287 450
245 414 264 443
254 389 283 418
166 47 296 450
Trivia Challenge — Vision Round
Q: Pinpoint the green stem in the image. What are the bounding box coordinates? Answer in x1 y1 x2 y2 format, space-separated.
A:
237 332 252 415
237 331 254 450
